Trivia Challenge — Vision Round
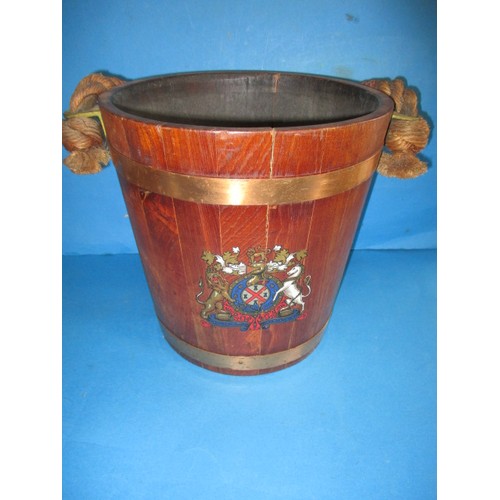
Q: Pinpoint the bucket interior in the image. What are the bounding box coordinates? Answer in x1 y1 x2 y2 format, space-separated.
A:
110 72 381 128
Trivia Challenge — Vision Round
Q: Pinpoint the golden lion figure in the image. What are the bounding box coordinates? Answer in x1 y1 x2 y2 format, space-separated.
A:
196 263 234 320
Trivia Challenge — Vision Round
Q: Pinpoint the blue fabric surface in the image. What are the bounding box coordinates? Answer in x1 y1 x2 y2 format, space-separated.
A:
63 250 436 499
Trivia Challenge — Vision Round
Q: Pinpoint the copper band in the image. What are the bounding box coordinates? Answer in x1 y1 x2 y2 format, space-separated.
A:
111 147 380 206
160 322 327 371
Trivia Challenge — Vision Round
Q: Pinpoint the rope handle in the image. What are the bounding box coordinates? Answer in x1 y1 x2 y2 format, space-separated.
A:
62 73 431 178
62 73 124 174
362 78 431 178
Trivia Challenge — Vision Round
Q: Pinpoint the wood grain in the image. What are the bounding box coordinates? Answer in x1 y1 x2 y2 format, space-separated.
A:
99 71 393 375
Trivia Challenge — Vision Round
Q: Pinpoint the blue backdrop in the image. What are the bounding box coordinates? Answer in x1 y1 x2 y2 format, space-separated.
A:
62 0 436 255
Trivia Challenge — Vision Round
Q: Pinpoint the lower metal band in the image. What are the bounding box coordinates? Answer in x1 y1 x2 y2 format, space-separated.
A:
111 146 380 206
161 323 327 371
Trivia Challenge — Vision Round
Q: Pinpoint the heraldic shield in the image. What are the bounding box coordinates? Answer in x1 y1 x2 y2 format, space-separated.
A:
196 245 312 331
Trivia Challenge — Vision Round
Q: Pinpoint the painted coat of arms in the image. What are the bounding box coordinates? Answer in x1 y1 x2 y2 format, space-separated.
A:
196 245 311 331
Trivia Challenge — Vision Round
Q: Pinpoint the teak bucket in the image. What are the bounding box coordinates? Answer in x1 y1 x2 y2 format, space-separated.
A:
98 71 394 375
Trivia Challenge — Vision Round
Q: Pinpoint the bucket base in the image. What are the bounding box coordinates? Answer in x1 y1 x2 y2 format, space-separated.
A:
160 321 326 376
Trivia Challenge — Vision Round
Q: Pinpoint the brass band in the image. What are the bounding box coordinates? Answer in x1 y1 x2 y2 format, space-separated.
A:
161 322 327 371
111 146 380 206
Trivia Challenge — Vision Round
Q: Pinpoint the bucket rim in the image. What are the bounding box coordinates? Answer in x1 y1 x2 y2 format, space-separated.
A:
98 70 394 132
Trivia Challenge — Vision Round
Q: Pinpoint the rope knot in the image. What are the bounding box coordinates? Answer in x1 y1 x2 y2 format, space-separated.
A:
62 73 124 174
362 78 431 179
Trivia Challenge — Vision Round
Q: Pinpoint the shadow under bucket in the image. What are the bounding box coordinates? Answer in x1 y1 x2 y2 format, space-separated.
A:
98 71 394 375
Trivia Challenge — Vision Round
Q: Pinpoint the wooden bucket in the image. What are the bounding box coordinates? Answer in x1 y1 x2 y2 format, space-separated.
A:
98 71 394 375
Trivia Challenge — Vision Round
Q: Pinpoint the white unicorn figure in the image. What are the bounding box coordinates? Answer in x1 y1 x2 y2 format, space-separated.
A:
273 263 311 312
